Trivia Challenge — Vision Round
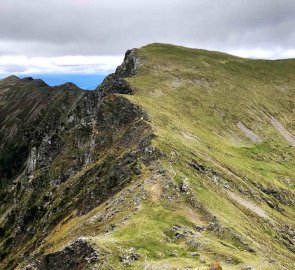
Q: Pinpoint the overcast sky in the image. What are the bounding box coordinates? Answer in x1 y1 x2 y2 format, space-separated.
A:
0 0 294 76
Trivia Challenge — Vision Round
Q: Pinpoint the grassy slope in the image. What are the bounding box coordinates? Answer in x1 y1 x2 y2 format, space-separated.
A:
40 44 295 270
121 44 295 269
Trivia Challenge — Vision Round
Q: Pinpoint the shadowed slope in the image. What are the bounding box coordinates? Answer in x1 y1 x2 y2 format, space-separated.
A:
0 44 294 270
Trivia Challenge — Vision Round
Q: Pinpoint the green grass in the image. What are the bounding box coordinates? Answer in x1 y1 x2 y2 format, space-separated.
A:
119 43 295 269
110 201 258 269
11 43 294 269
115 206 187 258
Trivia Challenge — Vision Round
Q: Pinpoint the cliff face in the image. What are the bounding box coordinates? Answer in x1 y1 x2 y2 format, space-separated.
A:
0 44 295 270
0 51 157 269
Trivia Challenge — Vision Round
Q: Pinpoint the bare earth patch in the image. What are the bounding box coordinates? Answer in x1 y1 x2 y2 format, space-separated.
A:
150 182 162 202
237 121 262 143
268 115 295 147
182 207 203 224
227 191 271 221
151 89 164 97
181 131 199 142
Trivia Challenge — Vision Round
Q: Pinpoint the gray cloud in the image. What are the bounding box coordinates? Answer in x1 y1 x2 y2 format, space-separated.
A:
0 0 294 75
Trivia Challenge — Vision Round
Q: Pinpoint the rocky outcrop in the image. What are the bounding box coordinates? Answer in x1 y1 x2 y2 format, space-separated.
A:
96 48 139 96
24 239 100 270
3 43 294 270
0 50 156 269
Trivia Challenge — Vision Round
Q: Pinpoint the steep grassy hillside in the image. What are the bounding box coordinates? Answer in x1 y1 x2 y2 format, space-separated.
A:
0 44 294 270
123 44 295 269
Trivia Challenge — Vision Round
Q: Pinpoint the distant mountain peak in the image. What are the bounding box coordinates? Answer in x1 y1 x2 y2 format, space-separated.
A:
57 82 81 90
1 75 20 84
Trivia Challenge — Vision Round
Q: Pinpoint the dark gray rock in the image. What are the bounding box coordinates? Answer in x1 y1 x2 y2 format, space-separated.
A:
119 248 140 266
0 48 155 269
180 178 189 192
186 238 200 249
194 225 205 232
26 239 100 270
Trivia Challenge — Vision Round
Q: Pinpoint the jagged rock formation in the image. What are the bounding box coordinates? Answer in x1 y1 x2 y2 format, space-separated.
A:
0 51 156 269
0 44 295 270
96 49 138 96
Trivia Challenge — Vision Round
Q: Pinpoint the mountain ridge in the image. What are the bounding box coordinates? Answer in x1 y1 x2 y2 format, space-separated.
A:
0 43 294 270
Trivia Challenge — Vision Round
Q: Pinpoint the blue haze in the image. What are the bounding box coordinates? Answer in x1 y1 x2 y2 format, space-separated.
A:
19 74 106 90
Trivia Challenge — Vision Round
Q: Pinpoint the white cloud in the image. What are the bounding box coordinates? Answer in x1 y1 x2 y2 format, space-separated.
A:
0 55 123 75
0 0 294 74
230 48 295 59
1 48 294 77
